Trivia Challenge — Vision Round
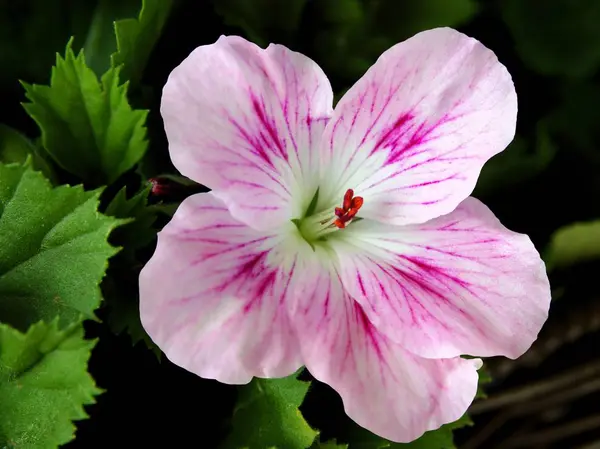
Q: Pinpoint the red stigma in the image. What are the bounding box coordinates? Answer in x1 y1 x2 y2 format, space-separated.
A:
333 189 363 229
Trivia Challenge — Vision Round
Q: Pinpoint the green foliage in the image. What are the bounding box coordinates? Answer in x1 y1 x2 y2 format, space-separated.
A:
501 0 600 78
111 0 174 84
104 184 156 256
545 220 600 270
22 43 149 186
374 0 478 42
83 0 145 76
0 125 55 182
475 121 557 198
312 440 349 449
0 0 95 85
214 0 307 46
222 372 318 449
312 0 478 85
548 83 600 166
0 163 122 331
0 320 101 448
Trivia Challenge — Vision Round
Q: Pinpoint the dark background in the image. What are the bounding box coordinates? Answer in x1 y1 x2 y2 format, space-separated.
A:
2 0 599 448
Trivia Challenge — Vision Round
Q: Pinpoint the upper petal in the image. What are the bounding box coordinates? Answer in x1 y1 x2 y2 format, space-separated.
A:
139 192 305 384
334 197 550 359
161 36 333 230
289 253 481 442
320 27 517 225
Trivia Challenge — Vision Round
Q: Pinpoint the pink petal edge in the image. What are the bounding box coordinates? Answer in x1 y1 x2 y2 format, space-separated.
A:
334 197 550 360
320 27 518 226
139 193 304 383
289 252 482 442
161 35 334 231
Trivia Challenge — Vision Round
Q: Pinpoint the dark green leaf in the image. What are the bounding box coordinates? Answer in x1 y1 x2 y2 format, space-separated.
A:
474 121 557 197
501 0 600 78
214 0 308 46
0 125 56 182
83 0 144 76
374 0 478 42
111 0 174 84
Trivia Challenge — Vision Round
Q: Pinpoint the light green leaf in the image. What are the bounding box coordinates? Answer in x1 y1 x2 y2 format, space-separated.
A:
0 163 123 331
501 0 600 78
0 319 101 448
110 0 174 84
0 125 56 183
474 120 557 197
22 42 149 186
545 220 600 270
222 372 318 449
214 0 308 46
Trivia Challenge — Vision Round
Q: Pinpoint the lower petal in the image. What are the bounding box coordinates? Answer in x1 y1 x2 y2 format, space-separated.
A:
289 253 481 443
139 193 304 384
334 197 550 359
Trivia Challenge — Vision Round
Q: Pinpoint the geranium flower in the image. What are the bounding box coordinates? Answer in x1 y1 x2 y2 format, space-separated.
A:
139 28 550 442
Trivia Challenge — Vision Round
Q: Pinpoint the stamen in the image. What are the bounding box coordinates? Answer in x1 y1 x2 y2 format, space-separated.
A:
332 189 363 229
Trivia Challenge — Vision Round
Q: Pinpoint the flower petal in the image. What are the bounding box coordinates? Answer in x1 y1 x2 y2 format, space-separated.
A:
289 253 481 442
161 36 333 230
320 28 517 225
139 193 305 384
334 197 550 359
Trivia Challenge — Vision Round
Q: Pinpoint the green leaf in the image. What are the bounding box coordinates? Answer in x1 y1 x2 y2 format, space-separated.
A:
222 372 318 449
311 440 349 449
0 125 56 183
110 0 174 84
547 83 600 165
474 120 557 197
545 220 600 270
389 414 472 449
0 163 123 331
22 42 149 186
83 0 145 76
374 0 478 42
214 0 308 46
104 184 156 255
0 0 95 85
103 275 161 358
0 319 101 448
501 0 600 78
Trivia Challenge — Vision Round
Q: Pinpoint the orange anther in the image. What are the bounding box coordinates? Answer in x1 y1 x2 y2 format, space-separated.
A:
333 218 346 229
343 189 354 211
334 207 345 218
351 196 363 210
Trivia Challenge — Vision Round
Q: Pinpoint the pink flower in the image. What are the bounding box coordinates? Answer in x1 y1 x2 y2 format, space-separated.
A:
140 28 550 442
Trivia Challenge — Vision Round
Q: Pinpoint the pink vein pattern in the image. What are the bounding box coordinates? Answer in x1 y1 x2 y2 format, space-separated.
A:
320 27 518 226
289 251 481 442
335 197 550 359
161 35 333 230
139 193 303 384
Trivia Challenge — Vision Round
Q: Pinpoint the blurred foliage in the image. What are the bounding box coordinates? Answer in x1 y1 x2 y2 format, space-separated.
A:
501 0 600 78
